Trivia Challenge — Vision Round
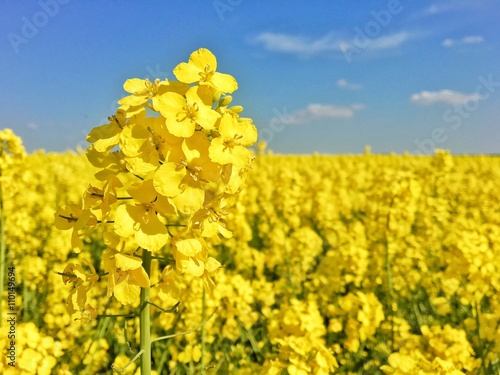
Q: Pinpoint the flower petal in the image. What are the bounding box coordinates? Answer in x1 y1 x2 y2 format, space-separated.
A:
173 61 201 84
175 238 202 257
189 48 217 71
114 204 136 238
171 183 205 214
211 72 238 93
135 211 170 252
115 253 143 271
153 162 186 197
114 277 141 304
123 78 147 94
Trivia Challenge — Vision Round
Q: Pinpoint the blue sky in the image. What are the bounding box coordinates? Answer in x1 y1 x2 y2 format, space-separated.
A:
1 0 499 154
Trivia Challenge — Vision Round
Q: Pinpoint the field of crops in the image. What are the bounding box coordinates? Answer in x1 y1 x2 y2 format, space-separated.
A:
1 126 500 374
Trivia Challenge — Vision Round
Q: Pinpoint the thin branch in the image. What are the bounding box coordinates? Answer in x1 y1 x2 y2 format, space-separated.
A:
150 301 180 314
97 313 137 319
87 192 133 200
57 215 114 224
96 301 179 320
151 307 218 344
111 349 144 373
55 271 108 278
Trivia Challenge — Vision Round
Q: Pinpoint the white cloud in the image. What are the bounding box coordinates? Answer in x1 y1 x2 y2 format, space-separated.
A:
424 1 483 15
426 4 441 14
252 31 413 56
411 1 487 20
407 3 449 20
368 31 411 50
26 122 38 130
425 3 455 15
463 35 484 44
287 103 364 124
350 103 365 111
442 35 484 47
337 79 362 90
411 90 480 105
442 38 455 47
252 32 342 55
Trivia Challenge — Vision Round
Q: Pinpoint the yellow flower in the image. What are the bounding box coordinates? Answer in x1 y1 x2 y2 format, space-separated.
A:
119 117 182 176
111 177 176 254
113 197 171 253
118 77 170 109
0 128 26 172
61 259 98 314
102 250 150 304
54 204 97 252
191 194 234 243
86 146 128 180
86 108 127 152
172 237 221 279
158 265 182 303
127 178 177 216
380 353 417 374
83 175 123 221
209 115 257 167
173 48 238 93
221 163 250 194
173 237 206 277
154 85 220 137
153 132 220 214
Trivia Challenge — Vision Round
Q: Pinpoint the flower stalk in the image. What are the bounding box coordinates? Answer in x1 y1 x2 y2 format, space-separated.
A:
140 249 152 374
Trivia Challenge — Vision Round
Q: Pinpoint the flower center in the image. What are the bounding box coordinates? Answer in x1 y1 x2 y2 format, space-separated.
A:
199 64 214 82
181 159 204 182
177 102 199 122
223 134 243 149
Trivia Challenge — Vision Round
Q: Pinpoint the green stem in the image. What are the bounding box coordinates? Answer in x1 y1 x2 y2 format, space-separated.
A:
22 268 27 322
385 237 394 351
385 199 395 351
201 287 206 375
140 249 152 374
475 303 488 374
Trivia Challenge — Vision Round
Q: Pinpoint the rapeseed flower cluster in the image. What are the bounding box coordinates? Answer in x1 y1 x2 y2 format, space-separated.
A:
0 128 26 171
0 145 100 374
2 125 500 374
55 48 257 314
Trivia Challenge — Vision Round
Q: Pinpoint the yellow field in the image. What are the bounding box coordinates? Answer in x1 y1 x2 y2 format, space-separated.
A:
1 147 500 374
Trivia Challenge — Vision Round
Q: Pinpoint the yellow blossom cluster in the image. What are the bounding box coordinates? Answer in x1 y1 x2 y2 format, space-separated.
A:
0 128 26 174
236 150 500 374
0 322 64 375
54 48 257 314
264 297 338 375
0 144 103 374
